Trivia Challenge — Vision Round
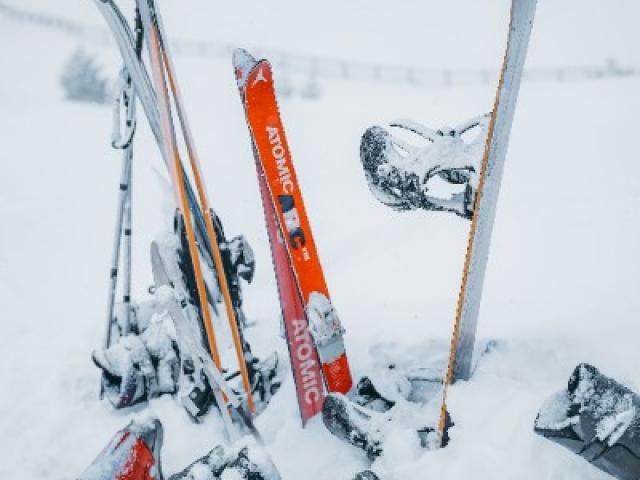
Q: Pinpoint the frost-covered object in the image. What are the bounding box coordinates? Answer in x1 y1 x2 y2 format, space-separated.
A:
306 292 347 362
534 363 640 480
322 365 450 459
61 48 111 104
93 298 179 409
168 440 281 480
151 236 283 422
360 114 489 219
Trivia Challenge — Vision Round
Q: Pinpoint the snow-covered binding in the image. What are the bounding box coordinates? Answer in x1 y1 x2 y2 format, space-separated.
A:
151 236 282 431
306 292 351 395
93 218 274 416
93 298 180 409
535 363 640 480
78 416 164 480
360 114 490 219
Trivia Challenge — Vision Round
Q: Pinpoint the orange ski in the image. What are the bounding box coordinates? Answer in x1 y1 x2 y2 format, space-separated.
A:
234 49 353 396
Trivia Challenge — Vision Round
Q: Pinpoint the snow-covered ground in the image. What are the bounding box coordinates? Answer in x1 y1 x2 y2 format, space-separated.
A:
1 1 639 479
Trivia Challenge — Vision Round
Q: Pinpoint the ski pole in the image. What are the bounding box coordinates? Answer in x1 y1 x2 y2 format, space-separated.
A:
94 0 217 274
103 71 136 351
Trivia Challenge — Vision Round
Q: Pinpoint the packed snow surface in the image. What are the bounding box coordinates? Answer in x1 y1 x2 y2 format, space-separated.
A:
1 1 640 479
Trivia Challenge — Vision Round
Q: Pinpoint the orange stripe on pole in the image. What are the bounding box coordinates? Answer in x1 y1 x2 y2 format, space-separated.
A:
145 23 223 373
436 3 513 446
158 31 255 416
165 67 255 414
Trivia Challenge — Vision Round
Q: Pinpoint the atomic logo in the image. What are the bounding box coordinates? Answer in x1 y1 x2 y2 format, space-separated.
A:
252 67 267 86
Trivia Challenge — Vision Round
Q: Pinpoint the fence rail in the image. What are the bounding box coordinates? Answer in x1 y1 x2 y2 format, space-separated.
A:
1 0 638 90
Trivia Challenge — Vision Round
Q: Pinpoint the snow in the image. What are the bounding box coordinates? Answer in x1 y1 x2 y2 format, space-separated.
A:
1 1 640 480
534 391 574 431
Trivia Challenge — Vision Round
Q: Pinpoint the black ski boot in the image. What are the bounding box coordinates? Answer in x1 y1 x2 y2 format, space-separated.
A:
322 393 384 459
353 375 396 412
93 335 154 409
535 363 640 480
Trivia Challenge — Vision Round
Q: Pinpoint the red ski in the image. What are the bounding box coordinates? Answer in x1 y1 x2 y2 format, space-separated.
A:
234 49 353 424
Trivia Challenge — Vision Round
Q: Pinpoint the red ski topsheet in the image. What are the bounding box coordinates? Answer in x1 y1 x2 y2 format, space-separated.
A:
235 55 326 424
256 170 325 424
240 58 352 396
243 62 329 304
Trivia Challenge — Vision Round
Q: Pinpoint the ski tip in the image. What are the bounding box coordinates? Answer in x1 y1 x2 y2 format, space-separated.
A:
233 48 259 89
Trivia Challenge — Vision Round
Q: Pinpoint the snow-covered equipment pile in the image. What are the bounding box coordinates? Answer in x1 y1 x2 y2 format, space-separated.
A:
535 363 640 480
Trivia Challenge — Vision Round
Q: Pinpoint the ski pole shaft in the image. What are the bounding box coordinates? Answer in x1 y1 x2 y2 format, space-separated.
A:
103 114 134 350
122 146 132 331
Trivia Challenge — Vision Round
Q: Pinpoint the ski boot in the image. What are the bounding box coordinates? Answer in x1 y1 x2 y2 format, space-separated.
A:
93 334 156 409
535 363 640 480
323 367 453 457
322 393 385 459
93 309 179 409
360 114 490 219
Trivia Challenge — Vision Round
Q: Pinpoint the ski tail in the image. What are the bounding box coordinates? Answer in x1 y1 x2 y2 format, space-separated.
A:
438 0 537 445
78 416 164 480
233 49 326 424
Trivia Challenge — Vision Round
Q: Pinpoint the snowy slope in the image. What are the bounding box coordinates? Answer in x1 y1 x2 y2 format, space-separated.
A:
1 1 639 479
